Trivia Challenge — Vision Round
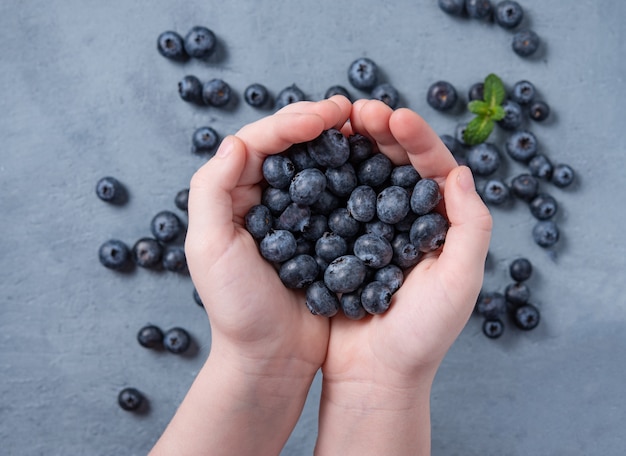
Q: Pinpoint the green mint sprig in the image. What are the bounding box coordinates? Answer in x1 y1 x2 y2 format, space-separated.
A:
463 73 506 146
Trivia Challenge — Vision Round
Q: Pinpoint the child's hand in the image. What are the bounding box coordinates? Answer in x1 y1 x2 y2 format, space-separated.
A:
315 100 492 455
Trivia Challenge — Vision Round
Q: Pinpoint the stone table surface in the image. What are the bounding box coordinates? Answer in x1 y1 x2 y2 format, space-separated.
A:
1 1 625 455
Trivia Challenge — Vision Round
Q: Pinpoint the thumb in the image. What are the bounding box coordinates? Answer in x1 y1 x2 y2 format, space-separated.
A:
185 136 248 264
436 166 493 309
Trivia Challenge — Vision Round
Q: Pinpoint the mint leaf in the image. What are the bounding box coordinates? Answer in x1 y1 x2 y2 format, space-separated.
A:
464 116 495 145
491 105 505 121
468 100 490 116
483 73 506 108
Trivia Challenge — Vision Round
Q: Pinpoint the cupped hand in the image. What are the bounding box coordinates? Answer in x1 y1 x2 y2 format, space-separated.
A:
185 96 352 375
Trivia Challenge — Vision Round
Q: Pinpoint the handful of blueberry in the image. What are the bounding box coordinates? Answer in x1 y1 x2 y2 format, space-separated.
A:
245 129 448 319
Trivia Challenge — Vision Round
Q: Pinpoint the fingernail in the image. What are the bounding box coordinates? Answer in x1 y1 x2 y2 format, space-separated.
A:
457 166 475 193
216 136 233 158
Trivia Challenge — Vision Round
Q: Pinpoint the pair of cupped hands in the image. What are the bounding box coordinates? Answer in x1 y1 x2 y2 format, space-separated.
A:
184 95 492 447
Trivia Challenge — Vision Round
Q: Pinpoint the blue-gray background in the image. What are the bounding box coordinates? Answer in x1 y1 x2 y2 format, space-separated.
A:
1 1 625 455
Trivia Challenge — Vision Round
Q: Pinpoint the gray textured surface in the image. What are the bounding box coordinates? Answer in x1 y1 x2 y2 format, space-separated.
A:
1 1 625 455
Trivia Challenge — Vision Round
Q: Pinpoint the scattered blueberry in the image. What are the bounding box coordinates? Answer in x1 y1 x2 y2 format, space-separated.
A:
244 83 270 108
162 245 187 272
150 211 183 243
426 80 458 111
371 83 400 109
512 29 540 57
96 176 126 204
528 154 554 180
175 188 189 212
482 319 505 338
529 193 558 220
202 78 232 107
497 99 523 130
192 126 220 154
532 220 560 248
494 1 524 29
466 142 501 176
183 26 216 59
163 327 191 354
438 0 466 16
506 130 538 163
482 179 510 205
505 282 530 306
132 237 163 269
193 288 204 307
475 292 506 319
510 257 533 282
348 57 378 91
275 84 306 110
178 75 203 104
137 325 164 349
466 0 493 20
513 303 540 330
324 85 352 101
118 387 145 411
529 100 550 121
510 174 539 202
157 31 187 61
551 163 575 188
511 80 535 105
99 239 131 270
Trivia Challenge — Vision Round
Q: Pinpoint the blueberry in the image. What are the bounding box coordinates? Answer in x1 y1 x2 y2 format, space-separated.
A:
276 203 311 232
505 282 530 306
513 304 540 330
511 80 535 106
193 288 204 307
340 290 367 320
409 212 449 253
348 133 374 164
157 31 187 61
175 188 189 212
426 80 458 111
528 154 553 180
307 128 350 168
315 232 348 263
506 130 538 163
348 57 378 91
391 165 420 189
324 85 352 101
497 99 523 130
371 83 400 109
202 78 232 107
132 237 163 269
279 254 319 289
346 186 377 223
374 264 404 293
162 246 187 272
510 173 539 201
178 75 203 104
365 219 395 242
244 83 269 108
192 126 219 154
275 84 306 110
151 211 183 243
262 187 292 216
327 208 361 239
529 100 550 121
360 281 393 315
324 255 368 293
357 153 393 187
183 26 216 59
466 142 501 176
163 327 191 354
289 168 327 205
466 0 493 19
529 193 558 220
301 214 328 242
310 190 341 216
325 163 358 197
137 325 164 349
481 179 510 205
532 220 560 248
353 233 393 269
391 232 421 268
440 134 467 165
512 29 540 57
475 291 506 319
260 230 297 263
394 211 418 233
410 178 442 215
482 319 505 339
494 1 524 29
99 239 131 270
96 176 126 204
551 164 575 188
509 257 532 281
263 155 296 189
438 0 466 16
118 387 145 411
468 82 484 102
244 204 272 240
377 185 410 225
305 281 340 317
455 122 470 147
287 143 319 172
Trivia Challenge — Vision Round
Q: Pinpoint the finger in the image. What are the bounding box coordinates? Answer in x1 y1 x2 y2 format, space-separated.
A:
278 95 353 131
351 99 409 165
435 166 493 312
185 136 248 266
388 108 458 180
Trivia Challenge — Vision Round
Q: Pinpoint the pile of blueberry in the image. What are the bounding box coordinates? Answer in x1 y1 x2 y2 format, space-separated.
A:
245 129 448 318
438 0 541 57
